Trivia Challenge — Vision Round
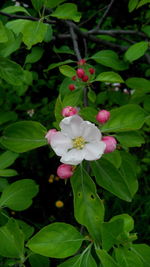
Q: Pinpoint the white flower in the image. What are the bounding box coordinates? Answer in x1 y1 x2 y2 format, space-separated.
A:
50 115 106 165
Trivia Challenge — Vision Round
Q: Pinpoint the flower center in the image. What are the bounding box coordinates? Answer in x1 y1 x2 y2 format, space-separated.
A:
72 136 86 150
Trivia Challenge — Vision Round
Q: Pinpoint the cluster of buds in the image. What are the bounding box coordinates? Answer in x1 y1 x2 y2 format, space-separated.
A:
68 59 95 91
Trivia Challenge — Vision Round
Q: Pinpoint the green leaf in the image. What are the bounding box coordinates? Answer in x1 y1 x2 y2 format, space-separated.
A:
87 89 97 103
91 50 128 71
16 220 34 241
125 41 148 62
62 89 82 107
71 165 104 243
101 104 147 133
22 21 48 49
116 131 145 147
0 169 18 177
102 219 124 251
90 158 136 201
110 214 134 233
0 151 18 169
0 57 24 85
25 46 44 64
6 19 29 35
128 0 139 12
142 25 150 37
0 178 9 192
29 253 50 267
54 95 63 124
0 29 22 57
58 249 97 267
131 244 150 267
1 5 30 15
59 65 76 77
53 45 74 55
96 71 124 83
79 107 98 124
0 179 39 211
27 222 83 258
115 247 144 267
0 21 8 43
45 59 74 72
31 0 44 11
0 121 47 153
0 111 17 125
96 249 119 267
103 150 122 168
137 0 150 8
50 3 81 22
44 0 67 8
126 77 150 96
0 218 24 258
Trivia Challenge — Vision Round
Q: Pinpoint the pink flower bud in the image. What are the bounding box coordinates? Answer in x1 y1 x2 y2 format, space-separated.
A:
96 110 110 124
76 68 85 78
45 129 57 144
77 59 86 65
62 106 78 117
89 68 95 74
57 164 73 179
82 75 89 82
68 84 75 91
72 75 76 81
102 136 117 153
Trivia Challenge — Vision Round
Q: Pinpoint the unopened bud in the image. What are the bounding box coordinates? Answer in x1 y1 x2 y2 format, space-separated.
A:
57 164 73 179
76 68 85 78
77 59 86 65
102 136 117 153
89 68 95 74
62 106 78 117
72 75 76 81
68 84 75 91
82 75 89 82
96 110 110 124
45 129 57 144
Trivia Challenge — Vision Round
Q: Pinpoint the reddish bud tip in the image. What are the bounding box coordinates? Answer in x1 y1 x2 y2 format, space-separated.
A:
89 68 95 74
76 68 85 78
45 129 57 144
77 59 86 65
68 84 75 91
72 75 76 81
96 110 110 124
57 164 73 179
82 75 89 82
62 106 78 117
102 136 117 153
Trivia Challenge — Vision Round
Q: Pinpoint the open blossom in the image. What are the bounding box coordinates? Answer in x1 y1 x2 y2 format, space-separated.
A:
50 115 106 165
45 129 57 144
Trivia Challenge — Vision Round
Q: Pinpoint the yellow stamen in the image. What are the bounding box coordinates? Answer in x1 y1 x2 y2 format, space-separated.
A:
72 136 86 150
55 200 64 208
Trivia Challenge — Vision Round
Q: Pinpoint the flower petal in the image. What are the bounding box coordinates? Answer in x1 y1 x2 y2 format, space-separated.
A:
60 148 85 165
50 132 72 156
84 141 106 161
60 115 84 138
81 121 102 142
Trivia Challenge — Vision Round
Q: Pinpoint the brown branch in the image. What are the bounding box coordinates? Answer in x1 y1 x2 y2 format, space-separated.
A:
69 23 82 61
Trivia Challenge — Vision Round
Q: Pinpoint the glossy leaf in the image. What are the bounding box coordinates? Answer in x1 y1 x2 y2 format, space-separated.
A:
0 178 9 192
50 3 81 22
131 244 150 267
128 0 139 11
137 0 150 8
0 169 18 177
115 247 144 267
103 150 122 168
31 0 44 11
126 77 150 95
90 158 137 201
0 179 39 211
0 111 17 125
91 50 128 71
27 222 83 258
0 29 22 57
0 218 24 258
1 5 30 15
22 21 48 49
6 19 29 35
79 107 98 124
125 41 148 62
96 71 124 83
0 151 18 169
101 104 147 133
25 46 44 64
17 220 34 241
96 249 119 267
59 65 76 77
62 89 82 107
0 57 24 85
29 253 50 267
116 131 145 147
45 0 67 8
71 165 104 243
45 60 74 72
0 21 8 43
0 121 47 153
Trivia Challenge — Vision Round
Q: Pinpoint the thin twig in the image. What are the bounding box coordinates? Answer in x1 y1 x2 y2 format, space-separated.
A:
69 22 82 61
